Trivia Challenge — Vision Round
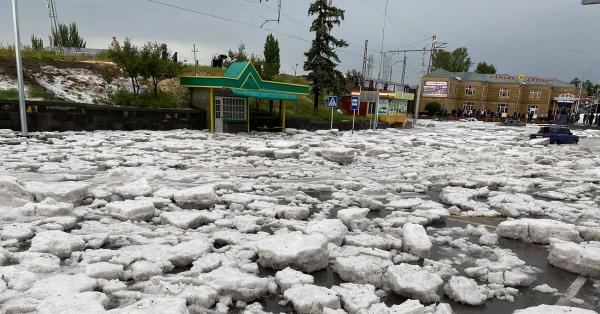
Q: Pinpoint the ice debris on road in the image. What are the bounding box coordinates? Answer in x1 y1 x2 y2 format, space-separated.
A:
0 122 598 313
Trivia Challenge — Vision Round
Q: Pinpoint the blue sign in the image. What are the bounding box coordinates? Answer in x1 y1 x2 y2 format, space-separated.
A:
351 96 360 110
327 96 338 108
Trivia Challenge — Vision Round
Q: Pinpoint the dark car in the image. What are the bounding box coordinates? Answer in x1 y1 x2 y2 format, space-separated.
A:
498 119 526 126
529 126 579 144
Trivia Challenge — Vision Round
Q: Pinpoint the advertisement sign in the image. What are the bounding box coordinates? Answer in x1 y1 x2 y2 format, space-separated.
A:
423 81 448 97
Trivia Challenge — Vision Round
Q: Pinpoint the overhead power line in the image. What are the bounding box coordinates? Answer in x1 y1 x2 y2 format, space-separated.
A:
146 0 364 57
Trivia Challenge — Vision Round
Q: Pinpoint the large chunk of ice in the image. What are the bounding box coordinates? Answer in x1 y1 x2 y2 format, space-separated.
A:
548 241 600 278
331 283 379 314
106 297 189 314
337 208 370 231
275 267 315 292
321 147 355 164
105 200 157 221
86 262 124 280
37 292 108 314
386 263 444 302
0 176 33 207
28 273 97 299
111 177 153 198
174 185 217 209
514 305 597 314
29 230 85 259
333 255 393 288
21 197 73 217
256 232 329 273
160 210 211 229
284 284 341 314
402 222 432 258
199 266 271 301
306 219 348 246
497 219 582 244
24 181 89 205
444 276 489 306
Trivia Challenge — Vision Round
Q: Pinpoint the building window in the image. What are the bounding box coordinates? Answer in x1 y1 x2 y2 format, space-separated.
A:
529 90 541 99
497 104 509 114
464 102 475 111
221 97 247 120
465 86 476 95
499 88 511 98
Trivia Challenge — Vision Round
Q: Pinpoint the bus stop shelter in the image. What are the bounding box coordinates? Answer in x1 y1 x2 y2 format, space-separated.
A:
180 62 310 133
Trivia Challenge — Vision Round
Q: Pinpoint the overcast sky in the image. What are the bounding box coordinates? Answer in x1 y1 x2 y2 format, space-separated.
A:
1 0 600 85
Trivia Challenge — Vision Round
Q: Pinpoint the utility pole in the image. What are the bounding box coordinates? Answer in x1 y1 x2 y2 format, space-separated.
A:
377 0 390 82
192 44 198 76
427 35 437 74
12 0 28 136
47 0 61 47
375 0 390 129
401 52 407 87
421 47 427 75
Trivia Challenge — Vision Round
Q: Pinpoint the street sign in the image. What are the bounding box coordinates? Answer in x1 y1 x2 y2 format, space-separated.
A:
351 96 359 110
327 96 338 108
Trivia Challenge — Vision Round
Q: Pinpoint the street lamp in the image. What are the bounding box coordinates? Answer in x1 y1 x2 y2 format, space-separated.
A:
11 0 28 136
582 0 600 4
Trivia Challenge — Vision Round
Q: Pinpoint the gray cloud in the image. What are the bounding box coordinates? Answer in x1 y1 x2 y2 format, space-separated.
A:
1 0 600 85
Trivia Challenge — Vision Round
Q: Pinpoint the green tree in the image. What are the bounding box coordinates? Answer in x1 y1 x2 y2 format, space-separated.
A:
475 62 496 74
571 78 582 88
263 34 280 80
228 42 248 62
140 42 184 97
249 53 265 76
304 0 348 112
433 47 471 72
425 102 442 115
50 22 86 49
110 38 142 94
31 35 44 51
583 79 600 96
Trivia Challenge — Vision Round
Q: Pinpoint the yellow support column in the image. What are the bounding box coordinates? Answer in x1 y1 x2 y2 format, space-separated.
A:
281 101 286 131
209 89 215 133
247 100 250 134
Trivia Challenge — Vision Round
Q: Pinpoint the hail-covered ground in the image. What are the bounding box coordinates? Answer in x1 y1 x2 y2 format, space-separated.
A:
0 121 599 314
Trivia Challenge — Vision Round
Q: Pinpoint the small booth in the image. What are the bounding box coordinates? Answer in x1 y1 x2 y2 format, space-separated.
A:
180 62 310 133
341 83 414 126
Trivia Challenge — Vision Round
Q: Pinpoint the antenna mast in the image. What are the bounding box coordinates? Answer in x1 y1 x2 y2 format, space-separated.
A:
47 0 61 47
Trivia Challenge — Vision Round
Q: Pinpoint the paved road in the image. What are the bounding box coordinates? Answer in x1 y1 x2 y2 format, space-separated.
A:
580 138 600 153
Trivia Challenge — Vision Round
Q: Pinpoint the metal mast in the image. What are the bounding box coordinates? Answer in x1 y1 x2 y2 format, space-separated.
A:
47 0 61 47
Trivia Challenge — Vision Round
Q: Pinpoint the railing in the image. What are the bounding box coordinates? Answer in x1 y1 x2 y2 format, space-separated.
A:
0 100 206 132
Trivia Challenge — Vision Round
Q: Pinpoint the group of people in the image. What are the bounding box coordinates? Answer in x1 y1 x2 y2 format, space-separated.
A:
442 108 550 122
582 112 600 126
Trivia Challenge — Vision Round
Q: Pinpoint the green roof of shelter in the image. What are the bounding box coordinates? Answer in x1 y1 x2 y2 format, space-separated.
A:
180 62 310 101
224 62 248 78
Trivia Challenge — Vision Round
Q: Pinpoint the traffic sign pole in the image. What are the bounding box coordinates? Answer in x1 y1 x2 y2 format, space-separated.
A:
352 109 356 134
330 107 334 130
327 96 338 131
351 95 360 134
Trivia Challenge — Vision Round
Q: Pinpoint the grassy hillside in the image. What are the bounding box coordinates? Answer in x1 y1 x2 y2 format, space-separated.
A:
0 49 360 121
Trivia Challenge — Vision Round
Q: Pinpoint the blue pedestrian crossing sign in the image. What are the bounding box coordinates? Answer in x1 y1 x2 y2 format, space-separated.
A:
327 96 338 108
351 96 360 110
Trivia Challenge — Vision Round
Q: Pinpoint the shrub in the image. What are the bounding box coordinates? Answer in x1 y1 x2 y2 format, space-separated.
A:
110 89 186 109
0 89 19 100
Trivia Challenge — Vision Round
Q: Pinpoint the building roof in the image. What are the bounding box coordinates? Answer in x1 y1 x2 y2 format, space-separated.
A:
180 62 310 102
424 69 573 88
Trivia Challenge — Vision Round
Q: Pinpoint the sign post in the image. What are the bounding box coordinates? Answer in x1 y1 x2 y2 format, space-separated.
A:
351 96 359 133
327 96 338 130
